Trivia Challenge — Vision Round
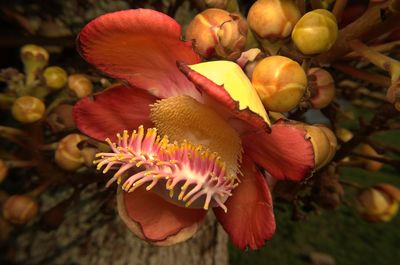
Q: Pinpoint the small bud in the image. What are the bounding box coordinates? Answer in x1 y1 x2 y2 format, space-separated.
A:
356 186 399 222
20 44 49 85
2 195 39 224
252 55 307 112
46 104 76 133
386 81 400 111
292 9 338 55
313 173 344 209
55 134 88 171
236 48 264 78
304 125 337 169
335 127 353 143
68 74 93 98
43 66 68 90
186 8 248 60
248 0 301 41
357 144 384 172
0 160 8 183
11 96 45 123
308 68 335 109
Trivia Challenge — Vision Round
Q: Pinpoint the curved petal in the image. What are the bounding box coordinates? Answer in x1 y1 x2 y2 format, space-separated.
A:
78 9 202 100
214 156 275 250
73 84 156 141
178 61 270 133
117 186 207 246
243 119 315 182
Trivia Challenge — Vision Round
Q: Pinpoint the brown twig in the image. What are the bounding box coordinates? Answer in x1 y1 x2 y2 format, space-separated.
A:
332 0 348 21
332 63 392 87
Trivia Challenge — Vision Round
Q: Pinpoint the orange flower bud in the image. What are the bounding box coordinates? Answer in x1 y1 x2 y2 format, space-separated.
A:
0 159 8 183
186 8 248 60
292 9 338 55
356 185 399 222
2 195 39 224
20 44 49 85
248 0 301 41
11 96 45 123
304 125 337 169
55 134 88 171
357 144 384 172
252 55 307 112
308 67 335 109
43 66 68 90
68 74 93 98
335 127 353 143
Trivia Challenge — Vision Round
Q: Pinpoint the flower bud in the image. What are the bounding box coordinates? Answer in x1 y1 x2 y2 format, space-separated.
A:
357 144 384 172
248 0 301 41
20 44 49 85
335 127 353 143
43 66 68 90
0 160 8 183
11 96 45 123
2 195 39 224
386 81 400 111
304 125 337 169
356 186 399 222
46 104 75 133
308 68 335 109
252 55 307 112
55 134 88 171
186 8 248 60
68 74 93 98
292 9 338 55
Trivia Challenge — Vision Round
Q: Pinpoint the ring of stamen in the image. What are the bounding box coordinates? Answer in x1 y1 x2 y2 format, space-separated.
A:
94 126 238 212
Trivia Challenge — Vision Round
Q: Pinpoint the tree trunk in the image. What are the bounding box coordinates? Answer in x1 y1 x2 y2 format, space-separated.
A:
11 185 229 265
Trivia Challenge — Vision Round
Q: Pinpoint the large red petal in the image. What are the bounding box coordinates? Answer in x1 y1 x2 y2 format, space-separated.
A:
214 156 275 250
78 9 201 100
243 119 315 182
117 186 207 245
73 84 155 141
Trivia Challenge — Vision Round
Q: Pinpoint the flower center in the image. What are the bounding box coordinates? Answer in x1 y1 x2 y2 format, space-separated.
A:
95 127 238 212
150 95 242 176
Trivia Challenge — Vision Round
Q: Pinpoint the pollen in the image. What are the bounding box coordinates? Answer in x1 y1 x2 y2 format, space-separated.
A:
94 127 239 212
150 95 242 177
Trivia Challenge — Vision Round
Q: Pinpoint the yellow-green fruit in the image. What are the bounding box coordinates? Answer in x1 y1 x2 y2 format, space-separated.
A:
292 9 338 55
2 195 39 224
248 0 301 40
43 66 68 90
11 96 45 123
68 74 93 98
252 55 307 112
55 134 88 171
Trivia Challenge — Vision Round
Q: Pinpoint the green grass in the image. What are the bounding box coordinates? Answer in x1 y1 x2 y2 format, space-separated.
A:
230 166 400 265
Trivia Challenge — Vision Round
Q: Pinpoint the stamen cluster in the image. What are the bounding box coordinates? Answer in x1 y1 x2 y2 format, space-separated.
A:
94 126 238 212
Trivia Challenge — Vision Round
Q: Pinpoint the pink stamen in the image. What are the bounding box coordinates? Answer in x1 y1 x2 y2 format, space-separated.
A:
94 126 238 212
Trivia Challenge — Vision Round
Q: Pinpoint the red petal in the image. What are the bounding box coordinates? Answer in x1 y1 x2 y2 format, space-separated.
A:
214 156 275 250
243 119 314 182
73 84 155 141
78 9 201 100
177 61 270 133
118 186 207 245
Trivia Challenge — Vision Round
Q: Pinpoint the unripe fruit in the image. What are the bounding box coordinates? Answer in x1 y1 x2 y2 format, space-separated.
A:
252 55 307 112
43 66 68 90
20 44 49 85
292 9 338 55
186 8 248 60
248 0 301 41
55 134 88 171
308 68 335 109
2 195 39 224
68 74 93 98
11 96 45 123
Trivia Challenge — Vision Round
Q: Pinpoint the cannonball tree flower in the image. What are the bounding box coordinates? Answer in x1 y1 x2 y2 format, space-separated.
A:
73 9 315 250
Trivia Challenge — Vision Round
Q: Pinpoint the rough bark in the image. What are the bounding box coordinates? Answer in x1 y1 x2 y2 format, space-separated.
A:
10 185 229 265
